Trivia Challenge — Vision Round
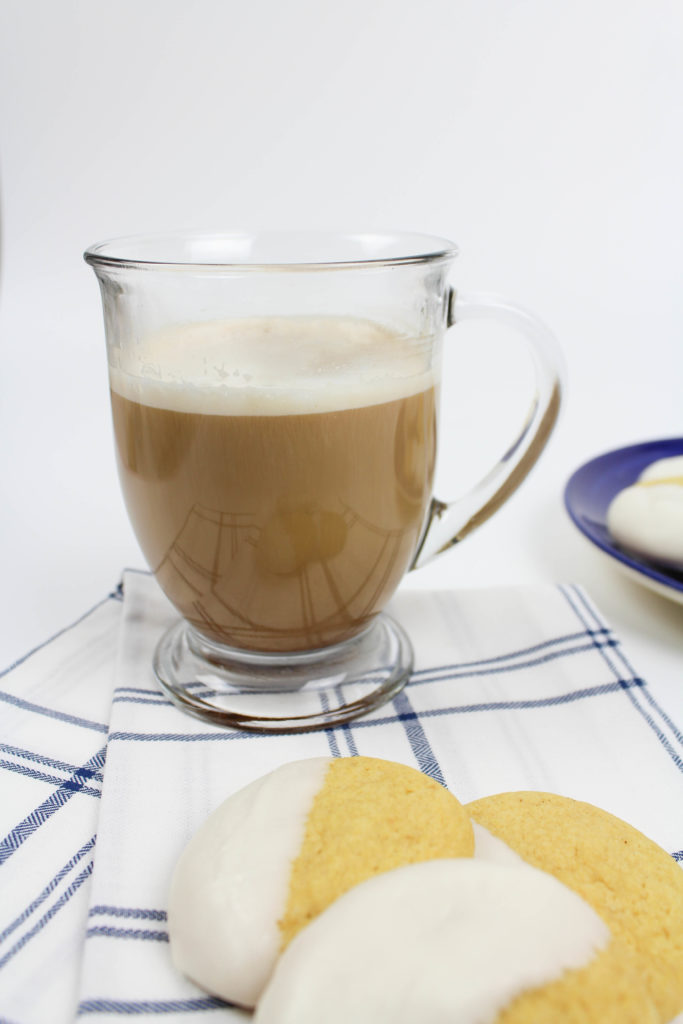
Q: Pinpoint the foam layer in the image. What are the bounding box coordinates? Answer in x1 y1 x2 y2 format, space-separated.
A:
254 859 610 1024
109 316 436 415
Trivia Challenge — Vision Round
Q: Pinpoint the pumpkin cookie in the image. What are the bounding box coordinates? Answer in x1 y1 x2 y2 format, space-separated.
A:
168 756 473 1007
468 790 683 1021
255 859 657 1023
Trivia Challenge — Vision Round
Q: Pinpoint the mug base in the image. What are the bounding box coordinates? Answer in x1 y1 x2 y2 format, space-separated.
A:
152 614 413 733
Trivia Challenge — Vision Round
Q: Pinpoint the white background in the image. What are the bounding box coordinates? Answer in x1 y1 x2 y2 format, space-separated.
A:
0 1 681 718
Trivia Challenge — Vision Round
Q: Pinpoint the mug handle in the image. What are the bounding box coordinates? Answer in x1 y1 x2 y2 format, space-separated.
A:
410 288 564 570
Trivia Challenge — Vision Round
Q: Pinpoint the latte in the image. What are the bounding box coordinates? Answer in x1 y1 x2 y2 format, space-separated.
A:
110 317 438 653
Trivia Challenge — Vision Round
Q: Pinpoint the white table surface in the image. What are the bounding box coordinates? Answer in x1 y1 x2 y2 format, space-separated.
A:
1 2 681 720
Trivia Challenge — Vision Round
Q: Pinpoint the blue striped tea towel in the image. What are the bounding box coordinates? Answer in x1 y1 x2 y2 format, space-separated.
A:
1 570 682 1023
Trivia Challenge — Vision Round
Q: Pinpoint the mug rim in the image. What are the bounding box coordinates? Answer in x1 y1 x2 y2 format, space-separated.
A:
83 230 459 272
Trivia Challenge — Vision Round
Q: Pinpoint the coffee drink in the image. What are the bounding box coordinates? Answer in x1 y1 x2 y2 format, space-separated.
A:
110 317 438 653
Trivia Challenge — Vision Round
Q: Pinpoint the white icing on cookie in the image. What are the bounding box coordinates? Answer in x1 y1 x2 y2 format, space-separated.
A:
607 455 683 570
472 821 528 866
639 455 683 484
167 757 331 1007
254 859 610 1024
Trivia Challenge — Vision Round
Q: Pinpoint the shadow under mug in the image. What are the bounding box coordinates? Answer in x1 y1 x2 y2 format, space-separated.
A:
84 231 562 732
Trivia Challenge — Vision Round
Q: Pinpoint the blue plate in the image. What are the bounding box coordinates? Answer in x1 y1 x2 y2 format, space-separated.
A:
564 438 683 603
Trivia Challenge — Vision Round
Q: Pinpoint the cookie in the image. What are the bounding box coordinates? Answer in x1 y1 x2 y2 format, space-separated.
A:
168 756 473 1007
606 454 683 570
254 859 657 1023
468 791 683 1021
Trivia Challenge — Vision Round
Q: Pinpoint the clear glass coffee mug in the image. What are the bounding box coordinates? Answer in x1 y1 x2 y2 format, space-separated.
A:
84 232 562 733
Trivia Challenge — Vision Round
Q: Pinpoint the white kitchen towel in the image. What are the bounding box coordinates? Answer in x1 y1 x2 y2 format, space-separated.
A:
0 588 122 1024
2 570 682 1024
76 571 683 1023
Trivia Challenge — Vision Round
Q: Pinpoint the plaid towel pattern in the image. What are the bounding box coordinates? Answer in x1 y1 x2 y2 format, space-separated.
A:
0 592 121 1024
1 569 682 1023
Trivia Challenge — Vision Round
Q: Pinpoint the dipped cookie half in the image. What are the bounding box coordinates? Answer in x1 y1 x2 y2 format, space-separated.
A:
606 454 683 570
168 756 473 1007
468 790 683 1022
254 859 657 1024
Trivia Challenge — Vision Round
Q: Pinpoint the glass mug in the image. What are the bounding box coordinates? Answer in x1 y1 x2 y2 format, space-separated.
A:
85 232 561 732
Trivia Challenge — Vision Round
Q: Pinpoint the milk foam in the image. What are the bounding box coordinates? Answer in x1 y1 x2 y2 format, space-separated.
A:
109 316 436 415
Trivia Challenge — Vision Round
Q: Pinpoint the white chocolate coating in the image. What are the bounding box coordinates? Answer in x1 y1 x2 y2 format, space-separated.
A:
472 821 528 866
167 757 331 1008
109 316 436 416
254 859 610 1024
607 455 683 570
639 455 683 483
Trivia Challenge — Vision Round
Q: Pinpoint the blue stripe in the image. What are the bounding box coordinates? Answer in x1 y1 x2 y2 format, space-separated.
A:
637 685 683 751
0 747 107 866
89 906 167 922
561 587 683 776
611 689 683 772
0 741 104 780
409 627 612 677
78 996 229 1015
318 692 341 756
324 729 341 757
0 758 101 797
112 686 169 707
114 688 161 696
0 788 75 865
0 837 96 946
330 686 360 756
673 850 683 861
567 589 683 755
86 925 169 942
410 638 620 686
359 678 646 728
112 695 171 707
340 722 359 756
0 689 108 734
0 860 94 970
108 730 250 743
392 689 446 786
